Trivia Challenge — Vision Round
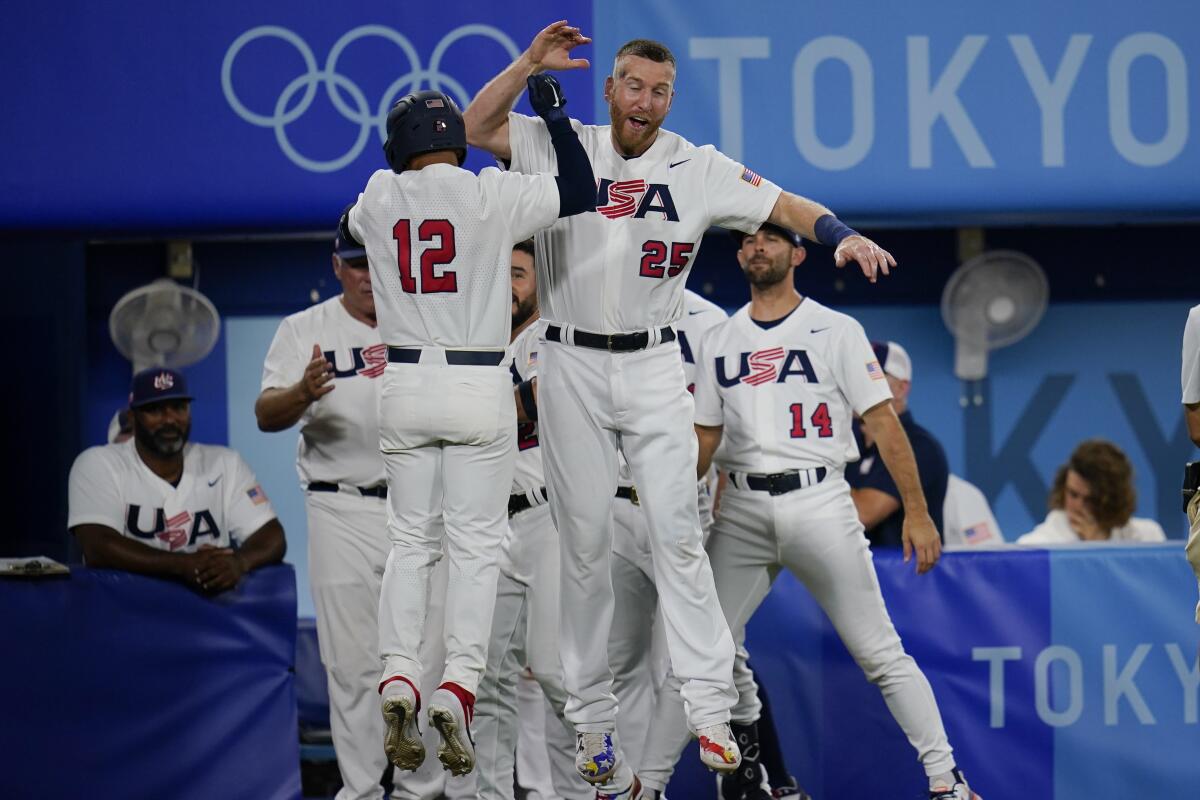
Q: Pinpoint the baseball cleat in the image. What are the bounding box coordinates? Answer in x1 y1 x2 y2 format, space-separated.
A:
929 768 981 800
770 775 813 799
596 774 644 799
381 678 424 771
697 723 742 773
576 731 620 784
427 683 476 776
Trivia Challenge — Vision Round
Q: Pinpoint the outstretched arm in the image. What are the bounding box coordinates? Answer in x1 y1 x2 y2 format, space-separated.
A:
767 192 896 284
464 20 591 161
527 75 596 217
859 401 941 574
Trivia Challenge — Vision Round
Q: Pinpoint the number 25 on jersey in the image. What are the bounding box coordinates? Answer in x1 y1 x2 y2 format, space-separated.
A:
393 219 457 294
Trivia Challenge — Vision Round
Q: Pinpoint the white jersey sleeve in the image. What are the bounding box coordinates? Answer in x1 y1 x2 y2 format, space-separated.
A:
222 450 277 546
508 112 563 174
67 446 124 532
261 315 304 392
831 318 893 416
478 167 561 244
699 147 783 236
1183 304 1200 403
692 326 725 428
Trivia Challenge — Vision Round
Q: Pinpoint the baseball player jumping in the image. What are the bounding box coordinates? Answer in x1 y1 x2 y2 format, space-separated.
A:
466 22 894 798
341 78 595 778
686 223 981 800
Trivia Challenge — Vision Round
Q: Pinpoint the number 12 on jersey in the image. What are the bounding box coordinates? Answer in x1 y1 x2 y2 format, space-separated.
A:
789 402 833 438
393 219 457 294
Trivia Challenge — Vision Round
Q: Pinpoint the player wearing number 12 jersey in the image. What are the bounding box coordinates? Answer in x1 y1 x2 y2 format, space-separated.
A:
343 79 595 779
689 224 981 800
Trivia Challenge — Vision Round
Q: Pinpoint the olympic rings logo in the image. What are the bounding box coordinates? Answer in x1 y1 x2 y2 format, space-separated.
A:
221 24 520 173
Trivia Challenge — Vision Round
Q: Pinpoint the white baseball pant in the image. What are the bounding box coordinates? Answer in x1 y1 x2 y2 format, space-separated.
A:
708 472 956 777
539 339 736 735
473 503 589 800
377 361 516 694
307 490 449 800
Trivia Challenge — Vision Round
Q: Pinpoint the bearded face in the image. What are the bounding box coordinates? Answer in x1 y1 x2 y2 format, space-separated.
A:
132 400 192 457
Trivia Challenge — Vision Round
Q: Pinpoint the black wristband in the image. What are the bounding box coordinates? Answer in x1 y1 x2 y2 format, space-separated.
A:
813 214 858 247
518 379 538 421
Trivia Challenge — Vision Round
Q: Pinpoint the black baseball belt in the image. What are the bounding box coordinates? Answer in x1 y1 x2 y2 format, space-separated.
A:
387 346 505 366
727 467 828 496
308 481 388 499
545 324 676 352
615 485 640 505
509 487 549 518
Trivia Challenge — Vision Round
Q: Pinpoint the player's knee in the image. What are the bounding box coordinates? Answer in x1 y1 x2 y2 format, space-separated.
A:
856 644 915 685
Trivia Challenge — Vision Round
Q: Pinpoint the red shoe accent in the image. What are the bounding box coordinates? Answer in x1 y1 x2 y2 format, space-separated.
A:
438 681 476 725
699 736 736 764
379 675 421 711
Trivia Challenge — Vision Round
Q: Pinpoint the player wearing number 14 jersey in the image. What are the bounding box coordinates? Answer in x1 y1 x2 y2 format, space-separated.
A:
690 224 981 800
343 79 595 779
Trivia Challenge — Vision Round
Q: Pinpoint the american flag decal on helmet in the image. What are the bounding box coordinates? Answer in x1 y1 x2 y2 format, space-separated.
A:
425 98 445 108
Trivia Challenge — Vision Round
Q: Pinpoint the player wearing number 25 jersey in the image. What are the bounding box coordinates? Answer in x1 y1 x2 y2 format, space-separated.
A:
343 79 595 779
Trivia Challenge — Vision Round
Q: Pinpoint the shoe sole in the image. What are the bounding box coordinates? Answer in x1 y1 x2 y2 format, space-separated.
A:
577 762 619 785
699 749 741 775
429 703 475 776
382 696 425 770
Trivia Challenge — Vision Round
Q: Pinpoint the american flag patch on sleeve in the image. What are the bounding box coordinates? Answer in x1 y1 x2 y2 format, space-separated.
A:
866 360 885 380
964 522 994 544
740 166 762 187
247 485 268 505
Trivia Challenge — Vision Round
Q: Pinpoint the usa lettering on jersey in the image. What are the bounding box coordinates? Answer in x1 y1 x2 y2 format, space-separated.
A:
326 344 388 379
715 349 820 386
126 504 221 551
596 179 679 221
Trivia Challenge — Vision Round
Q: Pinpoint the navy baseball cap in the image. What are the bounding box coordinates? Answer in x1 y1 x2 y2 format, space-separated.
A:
334 232 366 261
730 221 803 248
334 204 367 261
129 367 193 408
870 340 912 381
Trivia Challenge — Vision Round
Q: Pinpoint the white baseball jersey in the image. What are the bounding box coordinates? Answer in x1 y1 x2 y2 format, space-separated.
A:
677 290 728 391
347 164 560 349
509 319 547 493
508 113 781 333
1016 510 1166 544
693 300 893 473
1184 304 1200 403
67 440 277 552
261 296 386 488
942 474 1005 547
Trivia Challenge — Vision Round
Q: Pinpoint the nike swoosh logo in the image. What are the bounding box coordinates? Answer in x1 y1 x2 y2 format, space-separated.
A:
208 476 221 487
810 327 831 334
688 309 705 315
669 159 691 169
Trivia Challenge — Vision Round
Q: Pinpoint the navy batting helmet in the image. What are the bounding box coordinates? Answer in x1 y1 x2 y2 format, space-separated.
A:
383 90 467 172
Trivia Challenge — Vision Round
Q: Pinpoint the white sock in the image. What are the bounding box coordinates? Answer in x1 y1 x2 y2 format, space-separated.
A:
930 770 958 790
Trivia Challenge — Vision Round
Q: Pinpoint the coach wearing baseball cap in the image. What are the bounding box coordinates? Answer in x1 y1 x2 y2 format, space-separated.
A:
67 367 285 594
848 341 950 548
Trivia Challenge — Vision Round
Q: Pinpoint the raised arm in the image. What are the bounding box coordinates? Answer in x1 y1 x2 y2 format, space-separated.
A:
858 400 941 574
767 192 896 284
464 20 591 162
526 75 596 217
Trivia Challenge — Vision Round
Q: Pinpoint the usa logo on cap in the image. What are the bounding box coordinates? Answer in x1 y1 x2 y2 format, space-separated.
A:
153 372 175 391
